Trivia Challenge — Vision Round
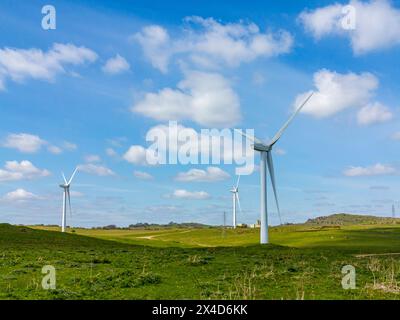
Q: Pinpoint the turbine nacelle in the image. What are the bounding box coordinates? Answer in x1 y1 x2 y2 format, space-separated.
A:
253 143 271 152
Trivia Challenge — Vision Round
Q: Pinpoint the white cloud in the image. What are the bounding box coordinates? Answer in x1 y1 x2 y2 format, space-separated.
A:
183 16 293 67
357 102 393 125
168 189 210 200
343 163 397 177
47 145 63 154
123 145 149 165
175 166 230 182
84 154 101 163
134 25 171 73
252 72 266 85
107 137 127 148
0 43 97 89
132 70 240 127
295 69 378 118
70 190 84 197
133 170 154 180
392 132 400 140
299 3 344 39
77 164 115 176
2 133 78 154
105 148 118 157
102 54 130 74
2 189 40 201
134 17 293 72
2 133 47 153
63 141 77 151
274 148 287 156
0 160 50 182
299 0 400 54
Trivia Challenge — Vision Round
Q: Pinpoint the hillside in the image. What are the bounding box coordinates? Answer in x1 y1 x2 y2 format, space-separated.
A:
305 213 400 226
3 222 400 299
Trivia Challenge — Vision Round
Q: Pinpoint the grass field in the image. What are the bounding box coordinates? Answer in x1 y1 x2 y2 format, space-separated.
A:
2 221 400 299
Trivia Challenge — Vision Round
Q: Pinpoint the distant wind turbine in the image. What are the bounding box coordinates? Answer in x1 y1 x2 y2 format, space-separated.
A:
235 92 314 244
230 175 242 228
59 168 78 232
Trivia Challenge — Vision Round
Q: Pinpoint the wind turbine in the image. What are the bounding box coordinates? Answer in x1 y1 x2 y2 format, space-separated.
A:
230 175 242 228
59 167 78 232
235 92 314 244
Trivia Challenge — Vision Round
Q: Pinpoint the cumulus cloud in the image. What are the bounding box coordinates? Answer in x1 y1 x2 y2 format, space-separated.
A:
299 0 400 54
2 133 78 154
84 154 101 163
295 69 383 119
105 148 118 157
392 132 400 140
133 170 154 180
2 133 47 153
168 189 210 200
63 141 78 151
77 163 115 176
134 25 171 73
123 145 149 165
102 54 130 74
2 189 41 202
175 166 230 182
274 148 286 156
133 16 293 72
357 102 393 125
47 145 63 154
343 163 397 177
132 70 241 127
0 43 97 89
0 160 50 182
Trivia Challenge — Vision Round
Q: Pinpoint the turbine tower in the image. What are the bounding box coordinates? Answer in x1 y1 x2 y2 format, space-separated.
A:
235 92 314 244
230 175 242 228
59 167 78 232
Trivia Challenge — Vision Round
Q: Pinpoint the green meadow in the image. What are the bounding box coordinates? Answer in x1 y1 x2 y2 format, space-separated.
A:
2 217 400 299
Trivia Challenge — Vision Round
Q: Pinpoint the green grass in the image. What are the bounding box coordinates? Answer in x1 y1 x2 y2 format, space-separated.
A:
2 223 400 299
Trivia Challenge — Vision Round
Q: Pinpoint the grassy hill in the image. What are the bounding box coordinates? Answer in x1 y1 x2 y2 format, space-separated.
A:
305 213 400 226
2 221 400 299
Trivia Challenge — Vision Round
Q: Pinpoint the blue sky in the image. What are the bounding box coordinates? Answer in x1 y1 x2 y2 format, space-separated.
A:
0 0 399 227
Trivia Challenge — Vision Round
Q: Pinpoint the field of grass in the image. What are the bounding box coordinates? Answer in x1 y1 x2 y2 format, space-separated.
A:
2 221 400 299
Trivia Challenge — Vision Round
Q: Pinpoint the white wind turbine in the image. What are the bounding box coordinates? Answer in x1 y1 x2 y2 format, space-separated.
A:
230 175 242 228
235 92 314 244
59 168 78 232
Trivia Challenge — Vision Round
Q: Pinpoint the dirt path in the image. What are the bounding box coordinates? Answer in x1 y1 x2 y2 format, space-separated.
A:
136 229 194 241
355 253 400 258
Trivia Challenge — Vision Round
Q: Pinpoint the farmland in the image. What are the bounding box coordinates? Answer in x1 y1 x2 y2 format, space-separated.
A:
2 217 400 299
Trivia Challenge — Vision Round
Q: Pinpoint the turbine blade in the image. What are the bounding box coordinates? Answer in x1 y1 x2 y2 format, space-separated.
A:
266 151 282 225
62 172 67 184
235 175 241 189
236 193 242 215
67 167 78 185
269 91 314 147
234 128 263 144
